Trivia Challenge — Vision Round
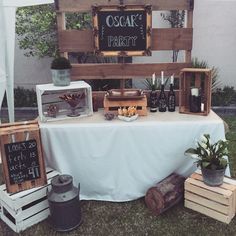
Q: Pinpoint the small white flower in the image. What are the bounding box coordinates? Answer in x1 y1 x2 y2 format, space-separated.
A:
187 153 201 160
200 135 208 144
201 142 207 149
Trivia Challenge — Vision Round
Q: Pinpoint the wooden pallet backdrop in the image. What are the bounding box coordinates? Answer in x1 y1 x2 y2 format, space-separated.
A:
55 0 194 107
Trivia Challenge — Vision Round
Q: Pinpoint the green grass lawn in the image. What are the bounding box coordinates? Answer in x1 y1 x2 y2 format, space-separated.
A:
0 116 236 236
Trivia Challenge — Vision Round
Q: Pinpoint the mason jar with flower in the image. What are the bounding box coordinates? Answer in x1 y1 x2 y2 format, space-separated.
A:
185 134 229 186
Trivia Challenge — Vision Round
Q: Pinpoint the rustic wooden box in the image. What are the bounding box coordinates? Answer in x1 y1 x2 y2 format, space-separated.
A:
0 121 47 193
36 81 93 122
179 68 212 116
185 172 236 224
0 167 60 233
104 95 147 116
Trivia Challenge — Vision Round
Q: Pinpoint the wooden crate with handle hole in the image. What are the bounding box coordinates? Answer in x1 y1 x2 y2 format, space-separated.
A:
185 172 236 224
0 167 60 233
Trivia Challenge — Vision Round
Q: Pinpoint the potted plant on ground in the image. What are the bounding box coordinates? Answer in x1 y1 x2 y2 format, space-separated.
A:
185 134 228 186
51 57 72 86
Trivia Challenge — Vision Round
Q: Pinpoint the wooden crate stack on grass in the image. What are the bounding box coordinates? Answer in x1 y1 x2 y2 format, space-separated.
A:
0 168 60 233
185 172 236 224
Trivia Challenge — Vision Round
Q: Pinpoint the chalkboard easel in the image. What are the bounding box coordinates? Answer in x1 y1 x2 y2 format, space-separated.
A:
0 121 47 193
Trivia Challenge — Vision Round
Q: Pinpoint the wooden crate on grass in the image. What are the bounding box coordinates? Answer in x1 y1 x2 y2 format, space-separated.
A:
185 172 236 224
104 95 147 116
0 167 60 233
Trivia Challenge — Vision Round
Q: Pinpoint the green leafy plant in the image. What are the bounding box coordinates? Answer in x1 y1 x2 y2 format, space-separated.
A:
185 134 228 170
51 57 72 70
161 10 185 62
212 86 236 106
191 57 220 92
16 4 92 58
2 87 37 107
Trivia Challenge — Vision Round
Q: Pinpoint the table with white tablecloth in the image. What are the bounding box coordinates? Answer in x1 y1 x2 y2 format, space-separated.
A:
39 109 229 202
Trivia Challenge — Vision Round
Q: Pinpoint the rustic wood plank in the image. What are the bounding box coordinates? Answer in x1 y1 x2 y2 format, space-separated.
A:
71 62 191 79
58 28 193 52
185 8 193 62
186 178 232 197
56 12 68 58
57 0 192 12
185 200 231 224
184 182 230 205
185 191 230 215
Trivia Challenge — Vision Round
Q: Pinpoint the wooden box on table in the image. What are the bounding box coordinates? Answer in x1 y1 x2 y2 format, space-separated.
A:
185 172 236 224
103 89 147 116
36 81 93 122
0 168 60 233
179 68 212 116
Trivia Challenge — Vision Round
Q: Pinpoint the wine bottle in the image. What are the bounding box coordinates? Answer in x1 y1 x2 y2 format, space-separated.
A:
158 71 167 112
168 75 176 112
150 73 158 112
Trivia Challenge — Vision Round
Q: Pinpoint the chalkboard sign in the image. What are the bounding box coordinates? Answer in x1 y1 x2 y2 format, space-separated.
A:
4 139 41 185
93 5 152 56
0 121 47 193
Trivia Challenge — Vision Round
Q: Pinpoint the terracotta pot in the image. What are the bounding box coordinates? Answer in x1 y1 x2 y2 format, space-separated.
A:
201 166 226 186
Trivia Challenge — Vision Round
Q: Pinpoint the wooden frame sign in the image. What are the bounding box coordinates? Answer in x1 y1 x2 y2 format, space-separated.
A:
92 5 152 57
0 121 47 193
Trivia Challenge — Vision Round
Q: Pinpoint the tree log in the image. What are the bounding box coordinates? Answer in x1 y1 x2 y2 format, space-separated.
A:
145 173 186 215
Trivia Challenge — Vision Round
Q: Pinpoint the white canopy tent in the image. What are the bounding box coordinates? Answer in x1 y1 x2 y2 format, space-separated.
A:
0 0 53 122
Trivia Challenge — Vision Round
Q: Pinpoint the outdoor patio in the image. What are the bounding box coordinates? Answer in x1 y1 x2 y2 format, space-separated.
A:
1 0 236 235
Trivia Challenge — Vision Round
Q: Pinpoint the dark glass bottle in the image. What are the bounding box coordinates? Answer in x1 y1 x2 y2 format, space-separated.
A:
158 82 167 112
168 81 176 112
150 85 158 112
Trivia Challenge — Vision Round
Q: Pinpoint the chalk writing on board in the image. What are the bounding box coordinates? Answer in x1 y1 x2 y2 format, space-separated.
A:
4 139 41 185
97 10 147 51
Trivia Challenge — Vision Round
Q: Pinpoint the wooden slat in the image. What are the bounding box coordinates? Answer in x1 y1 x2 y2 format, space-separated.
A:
56 12 68 58
58 28 193 52
185 200 231 224
185 7 193 62
185 182 230 205
185 191 231 214
153 28 193 51
56 0 192 12
71 62 191 79
186 178 232 197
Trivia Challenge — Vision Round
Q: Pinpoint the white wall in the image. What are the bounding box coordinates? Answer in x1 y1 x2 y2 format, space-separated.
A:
14 43 52 89
192 0 236 88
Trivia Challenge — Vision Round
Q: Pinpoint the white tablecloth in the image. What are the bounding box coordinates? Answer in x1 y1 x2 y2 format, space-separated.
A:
39 109 228 202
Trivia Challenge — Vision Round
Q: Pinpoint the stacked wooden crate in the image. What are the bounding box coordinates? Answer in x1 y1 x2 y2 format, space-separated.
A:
185 172 236 224
0 168 60 233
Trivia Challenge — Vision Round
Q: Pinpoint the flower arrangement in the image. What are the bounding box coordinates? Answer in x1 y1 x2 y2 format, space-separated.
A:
185 134 228 170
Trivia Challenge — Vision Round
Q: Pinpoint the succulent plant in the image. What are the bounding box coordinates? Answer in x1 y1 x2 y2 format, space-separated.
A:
51 57 72 70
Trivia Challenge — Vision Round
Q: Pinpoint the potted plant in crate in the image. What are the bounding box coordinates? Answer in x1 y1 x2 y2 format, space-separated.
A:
51 57 72 86
185 134 228 186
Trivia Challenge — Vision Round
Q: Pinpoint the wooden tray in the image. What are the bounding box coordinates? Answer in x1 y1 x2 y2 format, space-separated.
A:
106 89 144 101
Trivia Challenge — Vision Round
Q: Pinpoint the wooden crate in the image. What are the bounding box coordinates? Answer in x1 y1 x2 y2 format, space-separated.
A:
36 81 93 122
103 95 147 116
179 68 212 116
185 172 236 224
0 167 60 233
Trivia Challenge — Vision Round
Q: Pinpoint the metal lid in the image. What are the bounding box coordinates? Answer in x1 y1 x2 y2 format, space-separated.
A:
51 175 73 193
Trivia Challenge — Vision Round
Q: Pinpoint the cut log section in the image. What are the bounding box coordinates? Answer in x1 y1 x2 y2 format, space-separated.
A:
145 173 186 215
